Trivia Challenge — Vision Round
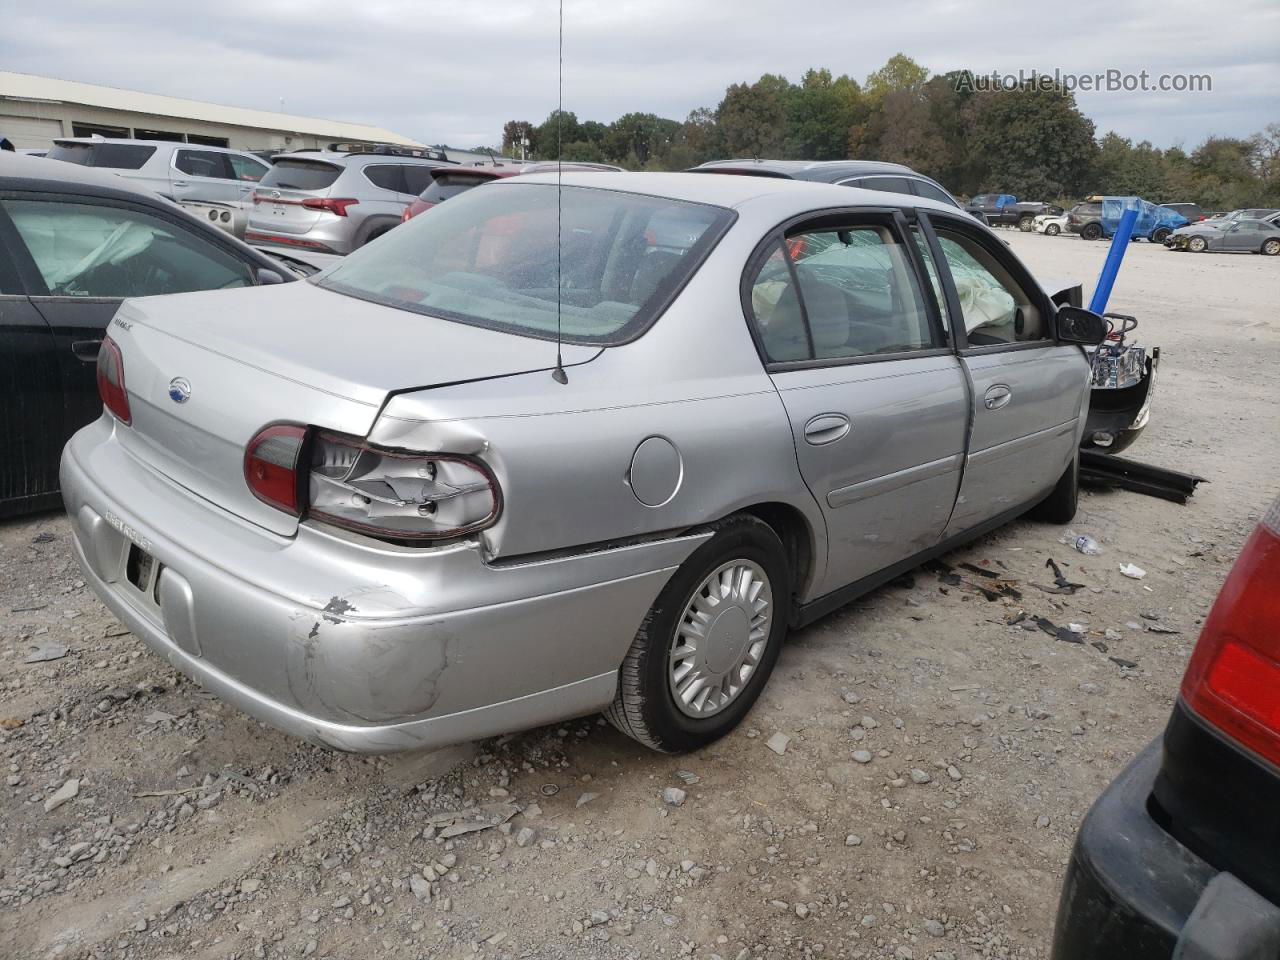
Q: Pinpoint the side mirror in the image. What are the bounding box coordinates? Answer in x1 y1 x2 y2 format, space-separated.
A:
1056 305 1108 346
256 267 286 285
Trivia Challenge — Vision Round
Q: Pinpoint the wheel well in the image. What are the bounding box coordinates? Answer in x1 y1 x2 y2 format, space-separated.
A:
736 502 814 602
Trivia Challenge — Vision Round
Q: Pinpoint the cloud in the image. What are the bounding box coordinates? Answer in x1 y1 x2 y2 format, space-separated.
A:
1 0 1276 148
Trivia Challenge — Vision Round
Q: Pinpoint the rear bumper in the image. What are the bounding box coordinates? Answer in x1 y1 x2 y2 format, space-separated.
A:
1052 739 1280 959
61 419 703 752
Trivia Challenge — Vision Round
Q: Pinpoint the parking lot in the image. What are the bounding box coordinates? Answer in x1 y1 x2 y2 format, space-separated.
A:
2 231 1277 960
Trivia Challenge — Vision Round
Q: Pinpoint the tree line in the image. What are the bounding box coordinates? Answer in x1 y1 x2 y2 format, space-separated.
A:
497 54 1280 209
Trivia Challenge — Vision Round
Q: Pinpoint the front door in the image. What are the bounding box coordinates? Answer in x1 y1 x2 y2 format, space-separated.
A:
744 212 968 597
171 149 241 205
920 212 1089 536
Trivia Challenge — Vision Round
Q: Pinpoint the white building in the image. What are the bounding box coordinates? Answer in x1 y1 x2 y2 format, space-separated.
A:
0 71 420 152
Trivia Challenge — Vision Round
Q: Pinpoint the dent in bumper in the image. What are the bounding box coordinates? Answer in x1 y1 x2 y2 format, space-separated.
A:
61 427 709 752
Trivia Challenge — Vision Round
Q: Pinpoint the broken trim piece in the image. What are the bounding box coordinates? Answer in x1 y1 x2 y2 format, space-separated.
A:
1079 451 1206 504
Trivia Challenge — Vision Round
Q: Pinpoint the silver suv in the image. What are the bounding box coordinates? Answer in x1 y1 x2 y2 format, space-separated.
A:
247 152 446 254
46 138 271 212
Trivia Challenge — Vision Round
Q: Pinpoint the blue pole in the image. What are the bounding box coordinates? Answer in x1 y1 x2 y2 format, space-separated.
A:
1089 207 1139 314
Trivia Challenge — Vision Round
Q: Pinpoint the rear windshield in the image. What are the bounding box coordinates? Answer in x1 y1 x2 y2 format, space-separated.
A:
419 172 497 204
258 159 342 192
48 142 157 170
319 183 734 344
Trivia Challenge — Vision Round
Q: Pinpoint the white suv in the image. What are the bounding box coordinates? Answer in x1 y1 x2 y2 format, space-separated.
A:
46 138 271 215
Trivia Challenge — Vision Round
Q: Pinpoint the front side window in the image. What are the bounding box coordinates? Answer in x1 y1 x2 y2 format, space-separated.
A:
320 183 733 343
401 165 437 196
228 154 269 182
858 176 913 196
932 226 1044 345
2 199 254 298
363 165 407 193
746 223 941 363
913 180 958 208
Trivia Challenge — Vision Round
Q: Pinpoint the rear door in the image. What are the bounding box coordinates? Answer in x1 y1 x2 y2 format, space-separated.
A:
0 206 63 512
0 192 259 465
744 209 968 597
919 212 1088 535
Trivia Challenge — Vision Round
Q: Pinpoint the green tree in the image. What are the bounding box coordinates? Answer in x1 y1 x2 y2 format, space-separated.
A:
864 53 929 106
533 110 583 159
964 82 1097 198
502 120 537 158
716 73 794 158
787 68 863 160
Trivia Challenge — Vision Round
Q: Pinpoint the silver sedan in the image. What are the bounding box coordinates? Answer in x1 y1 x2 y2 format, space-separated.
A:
62 173 1106 754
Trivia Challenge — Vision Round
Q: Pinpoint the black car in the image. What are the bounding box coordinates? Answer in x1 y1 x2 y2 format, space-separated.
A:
0 153 293 517
1053 494 1280 958
1065 200 1105 239
1159 201 1207 223
689 159 966 211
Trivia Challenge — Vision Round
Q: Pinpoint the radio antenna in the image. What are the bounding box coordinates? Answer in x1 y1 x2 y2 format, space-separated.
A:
551 0 568 384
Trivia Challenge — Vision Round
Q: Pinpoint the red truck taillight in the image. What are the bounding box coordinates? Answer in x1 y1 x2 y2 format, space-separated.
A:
96 336 131 425
1181 497 1280 766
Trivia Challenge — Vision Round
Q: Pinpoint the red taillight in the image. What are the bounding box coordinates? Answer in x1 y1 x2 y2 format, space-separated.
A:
1181 498 1280 766
401 206 413 222
96 335 131 425
244 424 307 515
302 197 358 217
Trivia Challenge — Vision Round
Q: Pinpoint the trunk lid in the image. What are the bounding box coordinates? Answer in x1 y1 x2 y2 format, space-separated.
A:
249 158 343 235
109 281 597 535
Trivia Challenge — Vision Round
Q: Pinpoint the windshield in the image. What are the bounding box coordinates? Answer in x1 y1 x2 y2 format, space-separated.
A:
319 183 734 343
259 159 342 192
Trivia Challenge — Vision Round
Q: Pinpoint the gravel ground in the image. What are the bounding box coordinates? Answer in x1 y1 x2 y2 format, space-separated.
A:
2 232 1277 960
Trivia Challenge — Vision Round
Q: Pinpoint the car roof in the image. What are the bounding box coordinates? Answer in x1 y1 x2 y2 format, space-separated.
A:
275 150 446 167
494 170 962 217
1 151 161 197
691 158 917 182
51 137 245 154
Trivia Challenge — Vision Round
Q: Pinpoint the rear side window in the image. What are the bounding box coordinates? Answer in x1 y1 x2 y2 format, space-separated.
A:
420 173 494 203
258 159 342 191
747 224 941 363
363 165 407 193
2 198 254 298
175 150 231 179
47 142 157 170
320 183 733 344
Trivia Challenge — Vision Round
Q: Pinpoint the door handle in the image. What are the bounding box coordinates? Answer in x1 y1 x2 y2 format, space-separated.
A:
172 179 189 187
984 384 1012 410
803 413 851 445
71 339 103 363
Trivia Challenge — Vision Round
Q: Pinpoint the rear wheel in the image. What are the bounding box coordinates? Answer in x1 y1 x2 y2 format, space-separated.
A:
361 225 394 247
1081 223 1103 241
606 515 790 752
1262 238 1280 256
1189 236 1208 253
1018 216 1035 232
1045 223 1061 236
1030 451 1079 524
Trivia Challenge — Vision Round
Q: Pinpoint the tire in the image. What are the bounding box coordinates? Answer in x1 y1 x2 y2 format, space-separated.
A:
605 515 791 753
1030 451 1079 524
1188 236 1208 253
1262 238 1280 256
1152 227 1171 244
1081 223 1102 241
1045 223 1061 236
1018 216 1035 232
361 226 393 247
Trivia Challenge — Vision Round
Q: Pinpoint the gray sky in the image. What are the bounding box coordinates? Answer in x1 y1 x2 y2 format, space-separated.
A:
3 0 1276 150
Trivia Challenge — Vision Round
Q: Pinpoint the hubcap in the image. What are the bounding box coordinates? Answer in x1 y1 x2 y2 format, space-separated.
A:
668 560 773 718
